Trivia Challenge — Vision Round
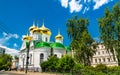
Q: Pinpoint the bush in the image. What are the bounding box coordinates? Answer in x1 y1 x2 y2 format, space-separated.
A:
72 63 84 74
0 54 12 70
40 61 49 72
95 64 108 73
40 56 59 72
57 55 75 72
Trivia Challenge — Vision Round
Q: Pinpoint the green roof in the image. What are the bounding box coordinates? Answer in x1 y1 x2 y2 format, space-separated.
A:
34 41 50 48
50 42 65 49
65 46 71 52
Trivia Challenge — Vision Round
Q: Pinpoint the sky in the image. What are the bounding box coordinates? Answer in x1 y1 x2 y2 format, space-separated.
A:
0 0 118 56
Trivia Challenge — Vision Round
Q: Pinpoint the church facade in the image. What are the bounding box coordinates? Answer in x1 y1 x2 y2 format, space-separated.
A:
18 21 71 71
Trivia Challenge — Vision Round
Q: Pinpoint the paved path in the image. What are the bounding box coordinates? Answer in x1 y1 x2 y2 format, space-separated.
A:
4 71 62 75
0 71 24 75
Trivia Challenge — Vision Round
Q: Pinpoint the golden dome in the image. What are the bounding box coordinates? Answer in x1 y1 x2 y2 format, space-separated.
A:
32 27 41 33
39 24 49 31
55 31 63 40
39 22 51 36
47 31 51 36
23 35 32 41
29 22 37 31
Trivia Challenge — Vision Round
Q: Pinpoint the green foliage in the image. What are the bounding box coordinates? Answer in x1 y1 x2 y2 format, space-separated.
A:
14 55 19 60
98 2 120 65
41 57 120 75
95 64 107 73
47 56 59 71
66 16 96 66
41 61 49 72
57 55 75 72
40 55 75 73
73 63 84 70
72 63 84 74
0 54 13 70
40 55 59 72
84 66 95 70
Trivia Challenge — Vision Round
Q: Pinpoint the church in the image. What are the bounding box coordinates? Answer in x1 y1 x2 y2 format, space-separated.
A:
18 21 71 72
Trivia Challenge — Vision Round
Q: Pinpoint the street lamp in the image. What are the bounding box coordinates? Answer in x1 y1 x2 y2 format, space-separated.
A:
25 36 32 74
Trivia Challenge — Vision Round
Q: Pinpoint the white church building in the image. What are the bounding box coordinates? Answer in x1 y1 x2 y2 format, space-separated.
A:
18 21 71 71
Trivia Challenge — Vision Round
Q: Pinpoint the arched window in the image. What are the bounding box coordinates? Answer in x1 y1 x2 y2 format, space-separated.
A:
29 54 32 64
54 54 57 57
40 53 44 64
45 37 48 42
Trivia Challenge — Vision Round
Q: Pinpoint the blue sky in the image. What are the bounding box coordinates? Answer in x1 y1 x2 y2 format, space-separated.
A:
0 0 118 55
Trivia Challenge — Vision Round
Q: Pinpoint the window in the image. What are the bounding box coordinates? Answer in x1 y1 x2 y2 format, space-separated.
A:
98 52 100 55
45 37 48 42
40 53 44 64
102 46 104 48
99 59 101 63
113 57 115 61
97 46 99 49
95 59 97 63
107 58 110 62
30 54 32 64
94 52 96 55
54 54 57 57
106 51 108 54
102 51 104 54
103 58 105 62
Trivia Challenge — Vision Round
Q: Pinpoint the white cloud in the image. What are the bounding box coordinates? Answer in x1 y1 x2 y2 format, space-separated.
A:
83 7 89 14
0 32 20 57
0 32 19 45
93 0 112 10
3 32 7 37
84 0 87 3
88 0 91 3
60 0 69 8
9 33 19 39
14 43 18 47
69 0 83 13
0 45 19 57
58 0 113 13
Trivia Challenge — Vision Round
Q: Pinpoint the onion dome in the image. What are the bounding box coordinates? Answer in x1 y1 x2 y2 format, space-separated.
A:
32 21 42 33
50 42 65 49
34 41 50 48
29 21 37 31
55 30 63 40
39 20 51 36
22 34 32 41
32 27 41 33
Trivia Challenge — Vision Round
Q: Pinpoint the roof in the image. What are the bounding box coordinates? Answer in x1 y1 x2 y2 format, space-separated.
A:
33 41 70 51
50 42 65 49
65 46 71 52
34 41 50 48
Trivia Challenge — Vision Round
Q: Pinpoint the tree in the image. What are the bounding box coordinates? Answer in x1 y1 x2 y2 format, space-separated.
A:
66 16 96 66
57 55 75 72
98 2 120 65
0 54 13 70
14 55 19 60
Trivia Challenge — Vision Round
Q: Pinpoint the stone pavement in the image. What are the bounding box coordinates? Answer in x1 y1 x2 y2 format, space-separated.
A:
7 71 62 75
